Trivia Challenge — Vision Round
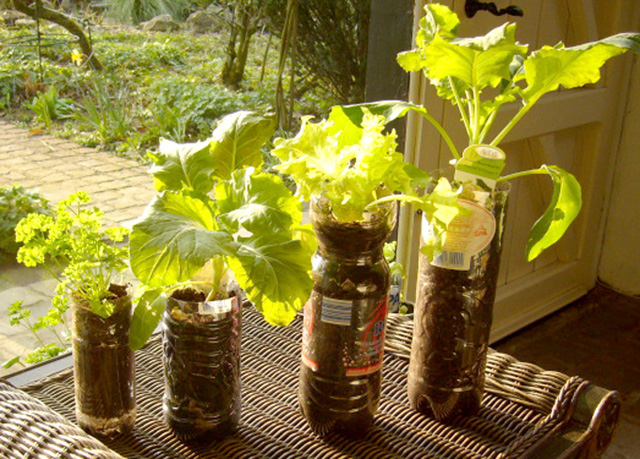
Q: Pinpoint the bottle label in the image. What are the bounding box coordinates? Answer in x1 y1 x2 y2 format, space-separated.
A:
198 296 237 319
454 144 506 189
423 200 496 271
388 284 401 313
320 297 352 326
301 295 388 376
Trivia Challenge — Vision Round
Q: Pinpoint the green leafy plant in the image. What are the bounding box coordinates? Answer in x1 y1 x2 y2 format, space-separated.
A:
343 4 640 261
0 185 51 262
74 78 136 146
271 107 438 222
384 241 405 280
26 85 75 131
15 192 130 318
128 110 314 350
2 299 70 369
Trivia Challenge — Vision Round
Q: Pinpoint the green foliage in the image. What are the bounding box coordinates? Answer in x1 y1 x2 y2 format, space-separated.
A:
383 241 405 279
0 26 327 159
26 86 76 131
105 0 192 24
129 110 314 349
264 0 369 104
74 77 136 147
100 40 186 71
524 166 582 261
272 107 430 222
0 185 51 262
15 192 130 318
2 300 70 370
346 4 640 261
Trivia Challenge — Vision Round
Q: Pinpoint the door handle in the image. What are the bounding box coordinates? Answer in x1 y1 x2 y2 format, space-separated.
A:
464 0 524 18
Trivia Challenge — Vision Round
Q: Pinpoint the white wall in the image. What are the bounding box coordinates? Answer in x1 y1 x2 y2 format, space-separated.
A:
599 56 640 296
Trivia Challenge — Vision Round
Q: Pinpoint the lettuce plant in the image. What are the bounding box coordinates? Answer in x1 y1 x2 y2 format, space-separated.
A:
128 111 314 349
343 4 640 261
272 106 451 223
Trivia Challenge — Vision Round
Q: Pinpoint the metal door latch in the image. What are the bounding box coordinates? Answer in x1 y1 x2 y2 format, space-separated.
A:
465 0 524 18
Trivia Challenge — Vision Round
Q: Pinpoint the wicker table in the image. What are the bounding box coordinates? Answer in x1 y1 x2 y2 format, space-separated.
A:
1 306 621 458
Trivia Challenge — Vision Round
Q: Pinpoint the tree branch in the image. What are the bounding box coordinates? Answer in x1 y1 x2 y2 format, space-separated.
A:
11 0 103 71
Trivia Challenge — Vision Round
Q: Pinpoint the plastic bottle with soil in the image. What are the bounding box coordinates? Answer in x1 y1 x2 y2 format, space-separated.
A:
72 284 136 438
162 288 241 442
299 198 396 437
408 179 510 422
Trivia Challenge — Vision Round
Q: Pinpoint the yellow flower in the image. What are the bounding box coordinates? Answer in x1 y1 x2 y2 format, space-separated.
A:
70 49 84 65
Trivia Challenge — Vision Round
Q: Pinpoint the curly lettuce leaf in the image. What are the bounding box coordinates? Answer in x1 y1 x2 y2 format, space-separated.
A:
273 107 413 221
525 166 582 261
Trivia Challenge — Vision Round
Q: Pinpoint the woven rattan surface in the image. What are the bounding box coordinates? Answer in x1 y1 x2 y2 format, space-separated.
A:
10 307 588 459
0 381 125 459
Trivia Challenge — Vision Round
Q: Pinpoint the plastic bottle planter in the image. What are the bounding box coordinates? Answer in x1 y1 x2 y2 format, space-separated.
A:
299 198 396 437
162 289 241 442
408 181 510 422
72 284 136 437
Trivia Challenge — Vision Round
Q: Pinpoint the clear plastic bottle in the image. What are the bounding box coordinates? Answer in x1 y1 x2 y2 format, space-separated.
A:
162 288 241 442
73 284 136 438
299 198 396 437
408 180 510 422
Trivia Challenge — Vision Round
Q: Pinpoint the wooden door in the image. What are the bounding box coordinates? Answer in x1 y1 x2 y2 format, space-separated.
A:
398 0 638 340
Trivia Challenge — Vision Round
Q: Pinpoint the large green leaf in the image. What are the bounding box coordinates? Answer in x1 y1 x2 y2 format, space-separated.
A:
130 191 236 287
228 235 313 326
421 35 526 90
525 166 582 261
418 3 460 45
129 288 165 351
147 139 214 193
210 111 277 180
522 36 639 103
215 169 302 234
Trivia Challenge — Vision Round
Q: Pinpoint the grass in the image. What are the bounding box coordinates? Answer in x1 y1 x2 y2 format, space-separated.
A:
0 22 336 160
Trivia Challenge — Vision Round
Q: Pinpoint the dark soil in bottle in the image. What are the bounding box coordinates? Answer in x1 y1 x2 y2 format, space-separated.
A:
73 283 135 438
408 185 509 422
299 199 395 438
162 287 241 443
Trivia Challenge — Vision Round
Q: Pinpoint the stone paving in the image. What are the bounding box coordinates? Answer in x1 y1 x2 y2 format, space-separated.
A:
0 119 155 376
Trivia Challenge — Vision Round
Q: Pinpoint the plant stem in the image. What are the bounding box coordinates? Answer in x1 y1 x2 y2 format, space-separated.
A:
51 328 67 347
449 77 471 139
416 109 461 160
498 166 549 182
478 109 498 144
366 194 426 210
472 86 481 144
490 99 536 146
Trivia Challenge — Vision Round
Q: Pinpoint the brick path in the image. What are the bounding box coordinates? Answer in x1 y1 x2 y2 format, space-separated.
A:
0 120 155 376
0 121 154 227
